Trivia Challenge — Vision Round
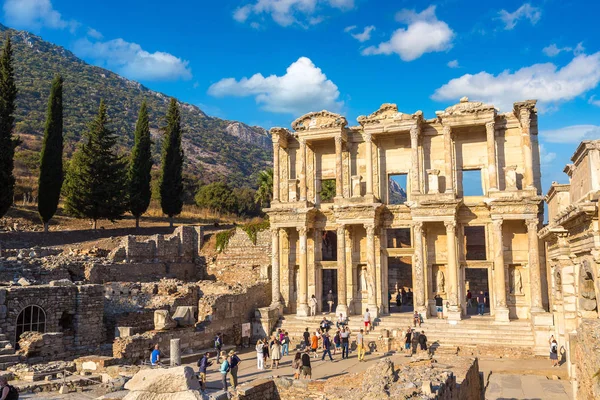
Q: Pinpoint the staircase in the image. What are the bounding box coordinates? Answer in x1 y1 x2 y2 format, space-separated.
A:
0 334 21 369
275 313 536 356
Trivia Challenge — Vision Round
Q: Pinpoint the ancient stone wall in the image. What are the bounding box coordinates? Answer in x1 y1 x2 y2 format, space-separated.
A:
85 262 199 284
573 319 600 399
215 228 271 269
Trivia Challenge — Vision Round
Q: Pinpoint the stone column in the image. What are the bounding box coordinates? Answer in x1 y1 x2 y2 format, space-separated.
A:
299 139 307 201
336 225 348 316
526 219 544 312
271 228 281 308
413 222 426 315
365 224 378 316
410 124 420 195
445 220 461 320
272 139 280 202
486 121 498 192
170 338 181 366
364 133 374 196
297 226 309 316
335 135 343 199
520 109 534 189
492 218 509 321
443 126 454 193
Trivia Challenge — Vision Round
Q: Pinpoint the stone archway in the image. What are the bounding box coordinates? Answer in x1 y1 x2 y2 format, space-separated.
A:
15 305 46 348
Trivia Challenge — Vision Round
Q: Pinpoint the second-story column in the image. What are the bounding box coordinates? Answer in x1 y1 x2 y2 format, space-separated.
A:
271 228 281 308
445 220 461 320
336 224 348 316
365 224 378 316
296 226 309 316
526 219 544 313
443 126 454 193
520 109 535 189
492 218 509 321
364 133 374 196
486 121 498 191
413 221 426 315
410 124 420 195
272 139 280 202
335 135 343 198
299 139 307 201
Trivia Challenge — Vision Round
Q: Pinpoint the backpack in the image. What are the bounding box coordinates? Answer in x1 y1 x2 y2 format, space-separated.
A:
5 385 18 400
214 338 221 348
551 344 558 354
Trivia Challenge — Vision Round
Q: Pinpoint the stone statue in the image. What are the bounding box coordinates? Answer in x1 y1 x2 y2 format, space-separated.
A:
359 267 367 292
436 270 445 293
512 268 523 295
579 261 598 312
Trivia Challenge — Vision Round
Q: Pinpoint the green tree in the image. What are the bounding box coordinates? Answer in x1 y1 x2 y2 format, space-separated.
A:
127 101 152 229
0 33 19 218
38 74 64 232
159 98 184 227
320 179 336 202
63 100 127 229
254 168 273 207
195 182 236 215
233 187 261 217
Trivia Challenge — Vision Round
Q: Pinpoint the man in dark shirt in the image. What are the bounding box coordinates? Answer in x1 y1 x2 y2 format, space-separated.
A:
197 352 212 390
404 327 412 356
434 293 444 319
321 332 334 361
228 350 241 389
301 349 312 379
476 291 486 315
303 327 311 349
340 327 350 359
418 331 428 353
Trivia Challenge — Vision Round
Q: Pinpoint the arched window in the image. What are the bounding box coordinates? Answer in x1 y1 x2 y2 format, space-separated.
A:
15 305 46 345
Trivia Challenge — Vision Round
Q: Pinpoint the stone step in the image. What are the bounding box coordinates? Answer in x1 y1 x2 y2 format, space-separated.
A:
277 322 534 334
0 340 11 347
0 348 15 356
0 354 20 363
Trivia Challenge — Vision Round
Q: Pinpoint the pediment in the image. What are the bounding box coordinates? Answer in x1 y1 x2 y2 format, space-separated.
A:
291 110 347 131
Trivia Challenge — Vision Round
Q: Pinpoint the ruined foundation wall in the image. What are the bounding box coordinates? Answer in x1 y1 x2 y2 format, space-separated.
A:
573 319 600 399
85 262 199 284
215 228 271 268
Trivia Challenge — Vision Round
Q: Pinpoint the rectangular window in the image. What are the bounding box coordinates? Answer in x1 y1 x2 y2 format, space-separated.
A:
320 179 336 203
465 226 486 260
462 169 483 196
388 174 407 204
387 228 411 248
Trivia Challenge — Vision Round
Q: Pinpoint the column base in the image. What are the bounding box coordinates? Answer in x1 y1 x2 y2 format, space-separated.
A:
447 309 462 321
335 304 348 318
270 301 283 317
296 303 310 317
417 304 429 319
367 303 379 318
494 307 510 322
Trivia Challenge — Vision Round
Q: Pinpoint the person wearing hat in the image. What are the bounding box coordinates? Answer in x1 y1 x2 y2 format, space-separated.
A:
219 351 230 392
228 349 241 389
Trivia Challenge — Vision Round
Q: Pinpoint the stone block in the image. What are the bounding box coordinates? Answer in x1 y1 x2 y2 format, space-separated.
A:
124 366 200 393
172 306 197 327
115 327 133 338
154 310 177 330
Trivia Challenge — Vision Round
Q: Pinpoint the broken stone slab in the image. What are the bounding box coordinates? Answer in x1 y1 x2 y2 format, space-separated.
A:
114 327 133 338
154 310 177 330
172 306 197 327
17 277 31 286
49 279 75 287
123 366 201 399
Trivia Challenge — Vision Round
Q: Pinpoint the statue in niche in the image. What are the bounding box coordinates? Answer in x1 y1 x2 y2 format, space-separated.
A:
359 267 367 293
511 268 523 295
436 269 446 293
579 261 598 312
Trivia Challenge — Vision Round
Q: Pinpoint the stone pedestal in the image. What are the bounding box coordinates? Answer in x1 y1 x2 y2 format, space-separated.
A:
170 338 181 367
447 309 462 321
494 307 510 322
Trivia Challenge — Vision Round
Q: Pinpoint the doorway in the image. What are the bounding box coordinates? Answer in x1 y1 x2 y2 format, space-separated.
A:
465 268 490 316
388 257 413 313
322 269 338 313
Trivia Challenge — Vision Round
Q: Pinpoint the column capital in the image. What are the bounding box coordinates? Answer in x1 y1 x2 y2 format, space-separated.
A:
443 125 452 135
491 218 503 229
444 220 457 230
365 223 375 236
410 124 420 139
413 221 423 233
337 224 346 235
363 132 372 143
297 226 307 236
271 227 279 237
485 120 495 133
334 134 343 145
526 218 539 232
299 137 307 146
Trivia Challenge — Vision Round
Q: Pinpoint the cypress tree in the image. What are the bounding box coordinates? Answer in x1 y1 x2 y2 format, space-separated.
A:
38 74 64 232
0 33 18 218
159 98 184 227
127 100 153 229
63 100 127 229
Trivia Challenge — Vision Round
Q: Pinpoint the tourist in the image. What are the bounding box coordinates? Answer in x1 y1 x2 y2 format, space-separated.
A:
401 288 407 305
404 327 412 356
326 290 335 313
363 308 371 334
301 349 312 379
466 290 473 307
281 332 290 357
150 344 161 366
262 337 270 367
320 316 331 332
303 327 311 350
277 328 283 342
255 339 264 370
310 294 318 316
270 339 282 369
219 351 230 392
434 293 444 319
407 288 413 305
476 291 486 315
413 310 421 327
310 331 319 359
0 377 18 400
214 332 223 363
292 352 302 379
229 350 241 389
197 351 212 391
341 327 350 359
411 330 419 356
333 329 341 355
321 332 334 361
418 331 428 353
396 290 402 308
336 313 347 329
356 328 366 362
550 337 559 367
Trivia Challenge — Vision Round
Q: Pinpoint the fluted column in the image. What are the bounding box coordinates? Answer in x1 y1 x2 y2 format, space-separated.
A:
335 135 343 198
520 109 534 189
410 124 420 195
486 121 498 192
443 126 454 193
296 226 309 316
413 222 426 314
271 228 281 307
336 224 348 316
526 219 544 312
299 139 307 201
272 140 280 202
492 219 509 321
445 220 461 320
364 133 374 196
365 224 378 316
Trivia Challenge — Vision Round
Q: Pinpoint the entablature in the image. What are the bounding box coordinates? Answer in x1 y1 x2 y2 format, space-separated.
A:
265 207 317 229
435 97 497 128
291 110 348 142
410 199 460 222
357 103 424 135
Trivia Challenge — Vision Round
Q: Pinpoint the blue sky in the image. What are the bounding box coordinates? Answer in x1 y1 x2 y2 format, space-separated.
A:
3 0 600 195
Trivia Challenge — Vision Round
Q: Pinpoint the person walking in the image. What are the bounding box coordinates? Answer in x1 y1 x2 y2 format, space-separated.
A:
310 295 318 316
197 352 212 391
303 327 311 350
150 344 161 366
333 329 341 355
321 332 334 361
214 333 223 363
434 293 444 319
301 349 312 379
363 308 371 334
418 331 428 353
326 290 335 313
219 351 230 392
356 329 366 362
262 338 270 368
466 290 473 307
476 291 486 315
255 339 265 370
550 337 559 367
271 339 282 369
411 330 419 356
404 327 412 356
341 327 350 359
310 331 319 359
228 350 241 390
281 332 290 357
292 352 302 379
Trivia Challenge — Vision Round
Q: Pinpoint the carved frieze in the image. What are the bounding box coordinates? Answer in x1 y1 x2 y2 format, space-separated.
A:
292 110 347 132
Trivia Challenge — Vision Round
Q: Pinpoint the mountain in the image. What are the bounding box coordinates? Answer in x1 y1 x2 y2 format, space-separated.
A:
388 178 407 204
0 24 272 193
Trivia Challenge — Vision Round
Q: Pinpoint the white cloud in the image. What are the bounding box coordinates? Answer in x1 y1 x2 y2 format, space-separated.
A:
447 59 459 68
344 25 356 32
543 42 584 57
362 6 454 61
233 0 354 27
73 38 192 82
347 25 375 42
539 144 556 166
589 95 600 107
86 28 103 40
498 3 541 30
3 0 77 31
208 56 342 115
542 125 600 144
432 52 600 112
